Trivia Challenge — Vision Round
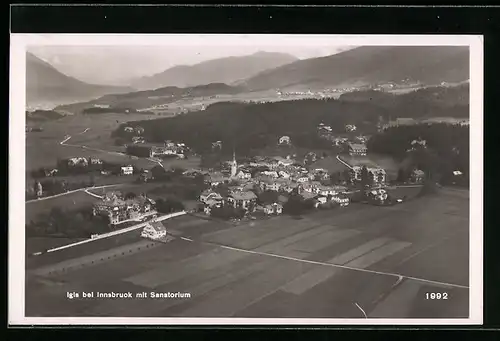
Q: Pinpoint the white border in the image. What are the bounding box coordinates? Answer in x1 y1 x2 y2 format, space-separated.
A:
9 34 483 326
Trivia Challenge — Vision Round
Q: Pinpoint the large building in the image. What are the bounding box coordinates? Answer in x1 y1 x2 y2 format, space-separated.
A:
348 143 367 156
93 192 157 225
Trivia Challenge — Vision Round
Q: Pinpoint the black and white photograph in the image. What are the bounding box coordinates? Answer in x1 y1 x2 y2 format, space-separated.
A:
10 34 483 325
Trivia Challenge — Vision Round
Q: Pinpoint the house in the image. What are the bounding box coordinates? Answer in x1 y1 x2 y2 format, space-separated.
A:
141 221 167 240
278 170 290 179
409 138 427 151
282 182 298 193
264 203 283 215
134 126 145 135
453 170 463 176
132 136 145 144
44 168 58 177
296 176 309 183
411 169 425 183
236 170 252 180
367 188 388 203
345 124 357 132
369 168 386 184
207 172 230 187
89 157 103 165
35 181 43 198
226 191 258 210
330 194 350 207
261 170 279 178
300 191 317 201
314 196 328 208
199 190 224 204
212 141 223 150
315 184 338 197
67 157 89 167
203 198 223 215
120 165 134 175
278 136 291 145
124 126 134 133
348 143 367 156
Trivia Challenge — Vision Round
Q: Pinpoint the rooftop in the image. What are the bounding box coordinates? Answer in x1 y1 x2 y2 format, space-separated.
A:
348 143 367 149
230 191 257 201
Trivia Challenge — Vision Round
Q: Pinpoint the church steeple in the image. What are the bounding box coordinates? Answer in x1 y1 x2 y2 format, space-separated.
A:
231 147 237 178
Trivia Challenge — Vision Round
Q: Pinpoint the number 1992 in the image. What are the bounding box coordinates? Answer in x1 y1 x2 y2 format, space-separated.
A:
425 292 448 300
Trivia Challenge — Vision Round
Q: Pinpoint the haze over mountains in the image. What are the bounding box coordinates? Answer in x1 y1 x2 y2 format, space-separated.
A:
129 51 298 90
242 46 470 91
26 52 134 108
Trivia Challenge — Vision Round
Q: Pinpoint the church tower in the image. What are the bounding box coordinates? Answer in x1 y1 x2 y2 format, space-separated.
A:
230 148 238 178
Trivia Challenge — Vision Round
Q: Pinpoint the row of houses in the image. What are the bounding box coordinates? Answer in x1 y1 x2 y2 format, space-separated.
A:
126 140 188 158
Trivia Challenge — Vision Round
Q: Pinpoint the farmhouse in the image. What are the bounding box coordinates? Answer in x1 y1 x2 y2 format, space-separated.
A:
124 126 134 133
348 143 367 156
141 221 167 240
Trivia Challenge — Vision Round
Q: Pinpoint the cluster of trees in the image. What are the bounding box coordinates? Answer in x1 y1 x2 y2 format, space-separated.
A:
155 197 185 214
368 123 469 187
26 207 110 239
112 85 467 158
283 194 315 216
210 205 246 220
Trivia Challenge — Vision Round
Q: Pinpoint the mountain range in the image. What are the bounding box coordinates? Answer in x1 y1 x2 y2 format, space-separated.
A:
26 52 134 108
129 51 298 90
242 46 470 91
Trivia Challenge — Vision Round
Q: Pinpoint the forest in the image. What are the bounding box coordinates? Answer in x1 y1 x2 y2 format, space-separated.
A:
112 85 468 158
367 123 469 187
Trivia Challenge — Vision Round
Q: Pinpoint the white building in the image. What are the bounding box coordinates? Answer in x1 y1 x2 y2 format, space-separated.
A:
141 221 167 240
348 143 367 156
278 135 291 145
120 165 134 175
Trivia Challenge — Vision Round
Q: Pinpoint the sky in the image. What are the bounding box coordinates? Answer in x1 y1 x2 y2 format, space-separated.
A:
28 44 353 85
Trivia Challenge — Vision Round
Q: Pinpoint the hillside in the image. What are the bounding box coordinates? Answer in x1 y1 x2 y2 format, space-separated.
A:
339 83 470 109
112 85 469 156
26 109 66 122
129 51 298 90
242 46 469 91
26 52 134 108
55 82 245 114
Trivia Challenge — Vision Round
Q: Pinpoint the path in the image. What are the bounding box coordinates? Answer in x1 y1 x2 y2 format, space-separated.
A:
25 184 123 204
59 128 163 167
32 211 186 256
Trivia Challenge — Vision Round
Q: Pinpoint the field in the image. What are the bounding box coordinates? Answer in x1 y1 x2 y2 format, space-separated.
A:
26 189 469 318
25 190 100 222
26 113 159 172
25 113 202 186
310 156 350 173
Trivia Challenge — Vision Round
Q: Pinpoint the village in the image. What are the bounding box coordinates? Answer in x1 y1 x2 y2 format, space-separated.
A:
28 118 431 240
